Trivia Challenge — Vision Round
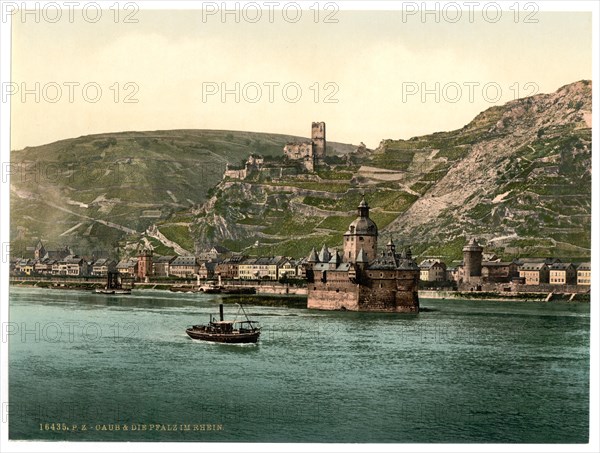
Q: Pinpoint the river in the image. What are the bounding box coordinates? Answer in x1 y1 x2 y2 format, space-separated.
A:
8 287 589 443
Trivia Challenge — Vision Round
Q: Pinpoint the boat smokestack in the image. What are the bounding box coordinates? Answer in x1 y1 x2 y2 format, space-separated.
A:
219 303 224 321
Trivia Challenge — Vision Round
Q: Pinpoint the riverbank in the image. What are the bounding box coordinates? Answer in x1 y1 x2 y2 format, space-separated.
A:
420 289 590 303
10 279 589 303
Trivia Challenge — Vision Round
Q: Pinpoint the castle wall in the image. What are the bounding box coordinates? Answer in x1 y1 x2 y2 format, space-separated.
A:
223 169 247 179
307 268 419 312
284 142 313 160
307 270 359 310
395 272 420 312
307 288 359 310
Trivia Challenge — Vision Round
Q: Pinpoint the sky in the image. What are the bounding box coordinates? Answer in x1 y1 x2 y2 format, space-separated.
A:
9 4 592 150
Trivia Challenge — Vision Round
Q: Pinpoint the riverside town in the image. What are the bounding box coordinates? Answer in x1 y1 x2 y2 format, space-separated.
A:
10 120 591 307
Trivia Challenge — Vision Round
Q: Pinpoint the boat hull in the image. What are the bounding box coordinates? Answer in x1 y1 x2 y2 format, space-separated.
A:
94 288 131 295
185 328 260 344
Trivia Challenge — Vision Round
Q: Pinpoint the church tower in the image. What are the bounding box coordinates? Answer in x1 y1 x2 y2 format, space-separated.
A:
34 240 46 260
343 198 378 263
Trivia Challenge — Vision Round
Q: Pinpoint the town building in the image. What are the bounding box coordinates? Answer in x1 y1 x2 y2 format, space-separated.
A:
169 256 200 278
419 259 447 282
481 261 519 281
238 256 285 280
91 258 116 277
15 258 33 275
279 258 299 279
117 258 138 277
198 261 218 280
205 245 230 261
577 263 591 286
519 263 550 285
34 240 71 261
153 255 176 277
549 263 577 285
57 255 88 276
283 122 326 172
34 259 55 275
215 255 245 280
305 198 420 312
238 258 257 280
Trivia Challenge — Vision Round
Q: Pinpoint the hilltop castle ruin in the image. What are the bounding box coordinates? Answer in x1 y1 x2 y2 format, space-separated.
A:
283 121 326 171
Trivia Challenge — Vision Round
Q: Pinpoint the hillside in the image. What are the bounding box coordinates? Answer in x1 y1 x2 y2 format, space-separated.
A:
10 80 592 263
187 80 592 262
382 80 592 260
9 129 356 256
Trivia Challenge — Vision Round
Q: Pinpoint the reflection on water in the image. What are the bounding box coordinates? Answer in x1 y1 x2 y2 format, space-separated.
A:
9 287 589 443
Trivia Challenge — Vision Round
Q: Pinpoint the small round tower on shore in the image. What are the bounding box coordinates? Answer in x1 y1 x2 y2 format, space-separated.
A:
462 238 483 282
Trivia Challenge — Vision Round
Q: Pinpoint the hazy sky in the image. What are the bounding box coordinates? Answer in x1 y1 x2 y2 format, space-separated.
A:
10 6 592 150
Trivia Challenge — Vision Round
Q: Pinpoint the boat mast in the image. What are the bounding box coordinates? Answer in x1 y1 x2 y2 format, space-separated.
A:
238 304 255 329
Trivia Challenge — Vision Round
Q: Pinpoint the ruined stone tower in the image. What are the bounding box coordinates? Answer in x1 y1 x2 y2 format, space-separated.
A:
311 121 326 159
283 122 326 171
462 238 483 283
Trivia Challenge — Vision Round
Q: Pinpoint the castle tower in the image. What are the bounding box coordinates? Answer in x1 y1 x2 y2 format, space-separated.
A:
137 249 153 280
311 122 326 159
343 198 378 263
462 238 483 282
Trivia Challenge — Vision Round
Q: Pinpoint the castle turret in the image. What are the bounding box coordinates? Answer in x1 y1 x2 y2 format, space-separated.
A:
307 247 319 263
462 238 483 282
343 197 378 263
318 244 331 263
386 237 396 257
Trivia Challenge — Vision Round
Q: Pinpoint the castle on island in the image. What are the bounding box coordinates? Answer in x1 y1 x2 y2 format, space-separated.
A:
304 198 420 313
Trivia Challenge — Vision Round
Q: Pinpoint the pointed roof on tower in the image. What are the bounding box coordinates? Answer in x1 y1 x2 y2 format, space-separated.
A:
356 247 368 263
307 247 319 263
318 244 331 263
328 249 341 267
